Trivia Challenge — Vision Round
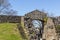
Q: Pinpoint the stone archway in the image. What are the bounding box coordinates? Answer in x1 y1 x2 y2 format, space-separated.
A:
19 10 58 40
24 10 46 40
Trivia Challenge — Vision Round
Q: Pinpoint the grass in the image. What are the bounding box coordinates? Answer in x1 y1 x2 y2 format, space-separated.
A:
0 23 24 40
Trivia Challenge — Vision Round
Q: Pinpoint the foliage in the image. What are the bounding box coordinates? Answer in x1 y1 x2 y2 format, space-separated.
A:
56 25 60 30
56 25 60 33
44 17 48 25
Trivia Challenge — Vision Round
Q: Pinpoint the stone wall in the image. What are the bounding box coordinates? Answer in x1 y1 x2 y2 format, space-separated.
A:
0 15 21 23
25 10 47 20
42 18 58 40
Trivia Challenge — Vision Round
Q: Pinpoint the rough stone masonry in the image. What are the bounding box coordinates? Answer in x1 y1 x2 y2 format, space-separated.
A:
42 18 58 40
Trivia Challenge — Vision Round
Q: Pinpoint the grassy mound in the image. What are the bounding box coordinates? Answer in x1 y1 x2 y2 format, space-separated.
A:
0 23 24 40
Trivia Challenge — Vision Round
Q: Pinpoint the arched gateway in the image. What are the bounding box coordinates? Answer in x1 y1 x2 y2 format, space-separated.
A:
20 10 58 40
24 10 47 40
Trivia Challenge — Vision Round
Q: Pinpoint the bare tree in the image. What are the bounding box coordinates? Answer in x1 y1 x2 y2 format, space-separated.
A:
0 0 17 16
0 0 10 11
4 9 17 16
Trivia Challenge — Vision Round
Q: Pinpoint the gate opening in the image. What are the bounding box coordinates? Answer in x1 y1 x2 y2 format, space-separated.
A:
32 20 43 39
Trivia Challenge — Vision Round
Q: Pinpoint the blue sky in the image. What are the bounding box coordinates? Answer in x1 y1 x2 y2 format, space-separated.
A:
9 0 60 16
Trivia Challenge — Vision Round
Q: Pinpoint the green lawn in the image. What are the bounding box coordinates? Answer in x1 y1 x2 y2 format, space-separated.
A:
0 23 24 40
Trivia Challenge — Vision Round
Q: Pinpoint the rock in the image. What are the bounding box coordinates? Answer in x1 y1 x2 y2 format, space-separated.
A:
42 18 58 40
